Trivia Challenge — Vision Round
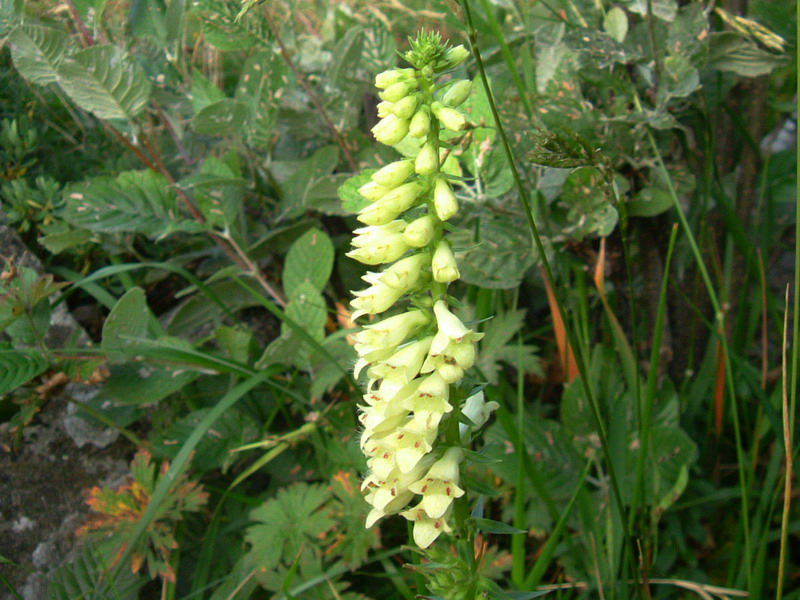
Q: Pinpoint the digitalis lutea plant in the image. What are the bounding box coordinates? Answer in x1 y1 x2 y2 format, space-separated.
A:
346 32 498 551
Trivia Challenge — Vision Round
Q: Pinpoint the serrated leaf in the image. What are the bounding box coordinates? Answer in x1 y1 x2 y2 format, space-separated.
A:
56 45 152 121
476 310 541 384
283 227 334 297
283 281 327 341
9 23 72 85
450 218 538 290
191 99 249 136
62 169 205 237
102 287 150 351
245 483 333 571
47 543 145 600
38 228 93 254
0 349 48 395
338 170 375 214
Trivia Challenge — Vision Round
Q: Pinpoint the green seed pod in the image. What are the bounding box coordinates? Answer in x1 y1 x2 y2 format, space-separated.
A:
392 94 418 119
442 80 471 107
415 141 439 175
409 107 431 138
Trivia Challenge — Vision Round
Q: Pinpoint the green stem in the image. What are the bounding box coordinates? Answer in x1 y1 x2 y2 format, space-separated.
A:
633 92 752 587
459 2 641 596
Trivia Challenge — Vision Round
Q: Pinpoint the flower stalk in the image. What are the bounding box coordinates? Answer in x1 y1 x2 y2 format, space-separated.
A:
346 31 498 557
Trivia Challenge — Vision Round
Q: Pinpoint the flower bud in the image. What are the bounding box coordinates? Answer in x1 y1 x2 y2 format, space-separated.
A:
431 240 460 283
368 337 433 382
443 45 470 69
442 79 471 107
346 232 409 265
431 101 466 132
409 107 431 138
375 68 415 89
460 391 499 441
433 176 458 221
358 180 393 201
357 182 423 225
415 141 439 175
351 281 405 320
372 160 415 188
392 95 418 119
372 114 410 145
380 80 417 103
403 214 438 248
351 220 406 247
376 101 394 118
378 253 430 290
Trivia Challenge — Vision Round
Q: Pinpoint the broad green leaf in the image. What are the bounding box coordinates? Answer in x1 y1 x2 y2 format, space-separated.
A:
604 7 628 43
708 31 788 78
558 166 618 239
337 170 374 214
190 69 225 113
283 227 334 297
56 45 152 121
362 20 397 74
191 99 249 136
326 26 364 92
96 362 199 405
151 407 257 471
476 310 542 384
197 0 267 51
623 0 677 22
0 349 48 395
450 218 538 290
472 517 525 535
9 23 72 85
38 228 93 254
102 287 150 351
62 169 205 237
164 0 187 56
283 281 327 341
245 483 333 572
235 49 290 149
281 146 340 217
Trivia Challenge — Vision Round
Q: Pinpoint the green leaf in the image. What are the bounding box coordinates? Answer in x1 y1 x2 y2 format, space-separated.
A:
101 287 150 351
326 27 364 92
191 99 249 136
362 20 397 74
9 23 72 85
151 407 257 471
0 349 48 395
283 281 327 343
558 166 618 239
47 543 145 600
283 227 334 297
96 362 199 405
337 170 374 214
190 69 225 113
623 0 677 22
708 31 788 78
38 228 93 254
476 310 541 384
62 169 205 237
604 7 629 43
472 517 525 535
281 146 340 218
659 53 700 101
450 218 538 290
235 49 291 149
56 45 152 121
245 483 334 571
